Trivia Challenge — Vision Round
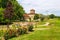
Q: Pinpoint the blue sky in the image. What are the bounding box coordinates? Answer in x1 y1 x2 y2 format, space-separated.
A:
17 0 60 16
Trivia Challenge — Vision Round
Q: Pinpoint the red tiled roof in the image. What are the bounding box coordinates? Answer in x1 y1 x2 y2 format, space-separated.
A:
23 13 35 19
23 14 30 19
28 13 35 15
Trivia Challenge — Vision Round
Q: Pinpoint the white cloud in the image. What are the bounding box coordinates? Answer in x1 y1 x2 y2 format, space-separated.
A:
17 0 60 16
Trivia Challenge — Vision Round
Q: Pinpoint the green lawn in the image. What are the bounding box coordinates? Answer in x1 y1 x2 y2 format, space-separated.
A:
9 19 60 40
9 29 60 40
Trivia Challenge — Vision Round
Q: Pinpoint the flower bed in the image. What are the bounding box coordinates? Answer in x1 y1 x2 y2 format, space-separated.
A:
2 24 34 40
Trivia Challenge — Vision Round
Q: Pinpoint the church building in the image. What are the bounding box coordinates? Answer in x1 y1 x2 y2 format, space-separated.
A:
23 9 35 21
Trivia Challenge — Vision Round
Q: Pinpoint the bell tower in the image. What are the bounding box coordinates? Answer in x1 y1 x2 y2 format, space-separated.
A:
30 9 35 14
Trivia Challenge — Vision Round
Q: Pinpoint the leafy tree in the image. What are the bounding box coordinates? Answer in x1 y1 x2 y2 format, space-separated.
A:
0 7 11 25
4 0 14 28
49 14 55 19
12 0 25 21
40 16 45 21
34 14 39 20
0 0 25 24
0 7 4 23
55 16 60 19
0 0 8 8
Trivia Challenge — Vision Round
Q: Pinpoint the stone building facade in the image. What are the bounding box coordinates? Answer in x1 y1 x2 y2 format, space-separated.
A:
23 9 35 21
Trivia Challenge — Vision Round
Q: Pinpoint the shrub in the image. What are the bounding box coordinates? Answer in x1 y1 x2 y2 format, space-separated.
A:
28 25 33 31
16 28 22 35
3 24 34 40
3 29 16 40
40 17 44 22
3 27 28 40
21 27 28 34
0 30 4 37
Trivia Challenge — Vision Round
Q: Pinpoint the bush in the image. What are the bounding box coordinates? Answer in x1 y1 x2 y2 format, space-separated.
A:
21 27 28 34
28 25 33 31
3 27 28 40
0 30 4 37
16 27 28 35
40 17 44 22
3 29 17 40
3 24 34 40
16 28 22 35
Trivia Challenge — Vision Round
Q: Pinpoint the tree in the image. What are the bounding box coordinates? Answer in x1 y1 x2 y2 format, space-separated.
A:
12 0 25 21
40 16 45 22
0 8 4 24
34 14 39 20
4 0 14 28
49 14 55 19
0 0 8 8
0 0 25 24
55 16 60 19
0 7 10 25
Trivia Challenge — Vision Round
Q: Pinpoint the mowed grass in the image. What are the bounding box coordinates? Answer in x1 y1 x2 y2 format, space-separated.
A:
9 19 60 40
9 29 60 40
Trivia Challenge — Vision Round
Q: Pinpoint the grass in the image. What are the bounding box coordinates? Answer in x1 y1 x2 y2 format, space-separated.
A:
9 29 60 40
9 19 60 40
0 18 60 40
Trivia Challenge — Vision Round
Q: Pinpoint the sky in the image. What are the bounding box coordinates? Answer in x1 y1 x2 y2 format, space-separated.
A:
17 0 60 16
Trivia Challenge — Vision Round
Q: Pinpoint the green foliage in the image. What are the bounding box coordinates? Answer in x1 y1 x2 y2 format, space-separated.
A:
55 16 60 19
12 0 25 21
34 14 39 20
2 23 34 40
0 0 25 24
49 14 55 19
0 8 4 22
28 25 33 31
0 30 4 37
40 16 45 21
0 8 10 24
3 27 28 40
4 29 17 40
16 28 22 35
0 0 8 8
21 27 28 34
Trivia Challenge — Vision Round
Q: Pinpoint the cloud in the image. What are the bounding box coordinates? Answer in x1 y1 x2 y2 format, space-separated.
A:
17 0 60 16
